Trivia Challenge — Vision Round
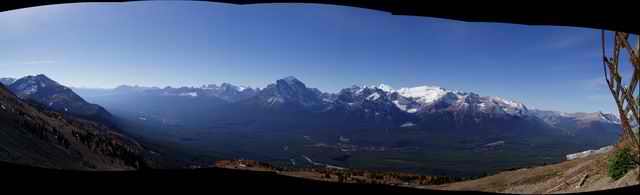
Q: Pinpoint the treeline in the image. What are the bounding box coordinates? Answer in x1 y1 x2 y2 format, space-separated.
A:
11 102 72 149
216 159 467 186
33 99 149 169
296 167 464 185
3 95 148 170
71 129 148 169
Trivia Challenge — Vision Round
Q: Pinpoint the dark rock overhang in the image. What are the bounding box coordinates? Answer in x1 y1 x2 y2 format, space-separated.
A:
1 0 638 34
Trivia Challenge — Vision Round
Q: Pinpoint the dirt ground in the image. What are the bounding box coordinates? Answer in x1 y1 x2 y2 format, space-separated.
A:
422 151 639 194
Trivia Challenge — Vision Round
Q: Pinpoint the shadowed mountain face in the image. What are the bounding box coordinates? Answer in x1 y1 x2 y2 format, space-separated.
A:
5 75 114 127
0 82 147 170
249 76 326 109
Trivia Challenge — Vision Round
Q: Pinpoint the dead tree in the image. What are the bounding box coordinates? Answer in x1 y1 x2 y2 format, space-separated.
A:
601 31 640 180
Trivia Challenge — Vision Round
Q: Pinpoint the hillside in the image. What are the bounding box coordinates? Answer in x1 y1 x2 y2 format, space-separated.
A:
0 83 147 170
424 146 638 193
210 147 638 193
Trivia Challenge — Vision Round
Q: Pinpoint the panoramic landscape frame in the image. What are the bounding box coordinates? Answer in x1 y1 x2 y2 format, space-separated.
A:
1 0 640 194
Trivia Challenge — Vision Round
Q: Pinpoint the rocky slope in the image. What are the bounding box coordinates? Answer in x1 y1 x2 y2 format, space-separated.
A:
0 83 147 170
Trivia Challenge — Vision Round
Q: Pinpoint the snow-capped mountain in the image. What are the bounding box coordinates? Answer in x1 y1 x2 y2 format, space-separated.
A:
249 76 327 109
527 109 621 143
238 79 531 122
113 85 160 93
67 75 621 139
85 76 617 127
409 86 524 115
10 74 65 98
248 79 618 132
200 83 258 102
396 85 448 106
64 75 622 158
329 83 529 119
7 74 114 126
3 74 621 173
0 77 16 86
530 110 620 125
328 85 413 121
110 82 259 102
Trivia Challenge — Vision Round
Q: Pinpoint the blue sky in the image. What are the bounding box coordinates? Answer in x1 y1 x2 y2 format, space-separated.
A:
0 1 627 113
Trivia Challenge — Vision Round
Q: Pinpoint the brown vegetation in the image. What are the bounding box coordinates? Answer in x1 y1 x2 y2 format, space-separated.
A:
214 159 462 186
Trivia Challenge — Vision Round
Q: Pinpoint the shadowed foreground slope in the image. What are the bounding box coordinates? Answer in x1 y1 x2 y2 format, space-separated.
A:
0 83 146 170
1 160 638 194
426 148 639 193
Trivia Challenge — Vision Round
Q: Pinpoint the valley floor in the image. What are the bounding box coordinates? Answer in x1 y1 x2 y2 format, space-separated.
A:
215 149 639 194
1 153 639 194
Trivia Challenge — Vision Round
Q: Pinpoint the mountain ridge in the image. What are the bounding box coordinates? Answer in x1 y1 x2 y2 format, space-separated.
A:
5 74 116 127
13 74 621 176
70 75 620 142
62 76 618 123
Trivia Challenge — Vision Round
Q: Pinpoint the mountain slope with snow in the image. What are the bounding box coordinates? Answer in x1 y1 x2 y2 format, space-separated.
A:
7 74 114 126
0 78 15 86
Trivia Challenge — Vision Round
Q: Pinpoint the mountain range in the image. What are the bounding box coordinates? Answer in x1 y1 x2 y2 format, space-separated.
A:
64 76 619 131
0 74 622 175
3 74 621 141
